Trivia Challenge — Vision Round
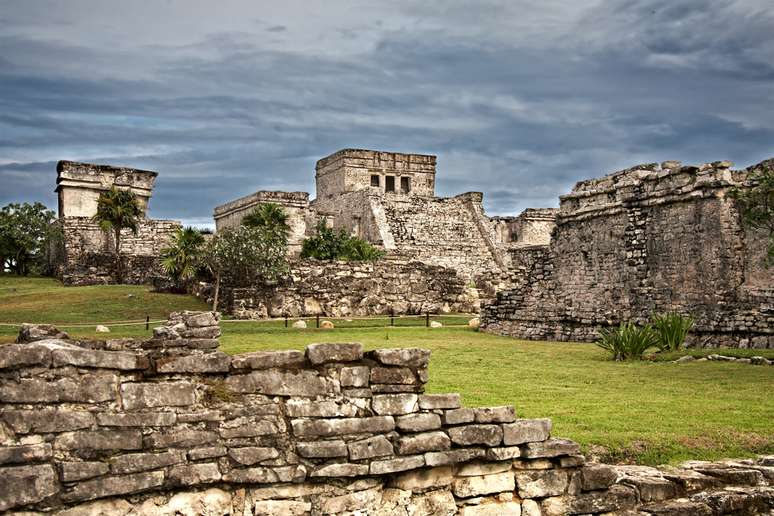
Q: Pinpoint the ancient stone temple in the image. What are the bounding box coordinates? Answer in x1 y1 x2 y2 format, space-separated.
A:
53 161 180 285
481 159 774 348
213 149 553 282
3 313 772 514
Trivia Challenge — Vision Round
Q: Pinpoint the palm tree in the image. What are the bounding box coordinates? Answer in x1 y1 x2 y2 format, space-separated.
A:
241 203 291 242
92 187 143 283
160 227 205 287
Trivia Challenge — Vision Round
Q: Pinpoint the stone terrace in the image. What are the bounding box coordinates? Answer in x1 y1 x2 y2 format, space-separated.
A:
1 312 773 514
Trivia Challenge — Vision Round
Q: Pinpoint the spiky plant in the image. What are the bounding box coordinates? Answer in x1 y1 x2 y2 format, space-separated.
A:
160 227 206 286
241 203 291 243
652 312 694 352
596 322 660 361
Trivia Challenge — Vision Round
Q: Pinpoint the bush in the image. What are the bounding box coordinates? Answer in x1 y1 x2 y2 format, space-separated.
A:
301 221 384 261
596 322 660 361
652 312 694 352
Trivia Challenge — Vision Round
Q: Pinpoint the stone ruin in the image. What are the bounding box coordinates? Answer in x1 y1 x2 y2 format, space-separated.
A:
2 312 773 514
53 160 180 285
481 159 774 348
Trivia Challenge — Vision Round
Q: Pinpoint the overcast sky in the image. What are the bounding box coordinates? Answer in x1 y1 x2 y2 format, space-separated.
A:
2 0 773 227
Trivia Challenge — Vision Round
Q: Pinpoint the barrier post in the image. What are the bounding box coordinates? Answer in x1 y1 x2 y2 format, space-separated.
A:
284 315 288 328
426 313 430 327
316 314 320 328
390 311 395 327
145 315 149 331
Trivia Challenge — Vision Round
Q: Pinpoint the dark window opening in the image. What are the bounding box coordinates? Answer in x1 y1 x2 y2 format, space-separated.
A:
385 175 395 193
400 176 410 193
370 174 380 187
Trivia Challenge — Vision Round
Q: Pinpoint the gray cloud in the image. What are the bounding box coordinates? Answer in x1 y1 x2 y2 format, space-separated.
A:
1 0 772 226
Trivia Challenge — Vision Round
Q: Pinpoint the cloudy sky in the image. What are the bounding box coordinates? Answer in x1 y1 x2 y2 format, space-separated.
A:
2 0 773 226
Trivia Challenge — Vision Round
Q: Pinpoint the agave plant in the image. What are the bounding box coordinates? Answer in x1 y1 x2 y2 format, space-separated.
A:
652 312 694 352
596 322 660 361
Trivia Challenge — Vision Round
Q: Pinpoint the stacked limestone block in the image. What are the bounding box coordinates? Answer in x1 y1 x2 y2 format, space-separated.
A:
1 313 773 514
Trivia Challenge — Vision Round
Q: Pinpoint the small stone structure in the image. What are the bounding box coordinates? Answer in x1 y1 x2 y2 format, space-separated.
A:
53 161 180 285
2 313 773 514
221 257 480 319
481 159 774 348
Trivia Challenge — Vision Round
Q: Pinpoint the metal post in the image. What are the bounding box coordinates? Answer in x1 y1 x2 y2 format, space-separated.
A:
316 314 320 328
284 315 288 328
426 313 430 327
390 312 395 327
145 315 149 331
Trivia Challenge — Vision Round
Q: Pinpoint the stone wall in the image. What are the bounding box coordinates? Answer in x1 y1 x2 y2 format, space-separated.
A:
222 257 480 319
213 191 311 255
491 209 558 247
58 217 180 286
481 160 774 348
2 314 773 515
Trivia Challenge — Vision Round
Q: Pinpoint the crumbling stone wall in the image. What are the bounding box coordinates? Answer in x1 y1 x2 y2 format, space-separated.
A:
492 208 558 247
220 257 480 318
482 160 774 348
2 314 773 515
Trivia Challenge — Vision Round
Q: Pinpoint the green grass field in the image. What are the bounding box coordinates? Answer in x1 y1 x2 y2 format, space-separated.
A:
1 274 773 465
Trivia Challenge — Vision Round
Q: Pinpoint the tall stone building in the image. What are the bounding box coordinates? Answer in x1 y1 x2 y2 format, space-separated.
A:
213 148 553 286
54 161 180 285
481 159 774 348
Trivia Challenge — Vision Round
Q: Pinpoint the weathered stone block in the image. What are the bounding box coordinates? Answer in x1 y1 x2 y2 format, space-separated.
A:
96 412 176 427
2 408 95 433
562 484 637 514
515 469 571 498
453 471 515 498
1 374 117 404
223 465 306 483
183 311 219 328
60 461 110 482
502 419 552 446
61 471 165 502
310 463 369 477
620 475 679 502
145 429 219 449
396 412 441 432
443 407 475 425
425 448 486 466
168 463 221 485
458 502 522 515
371 366 416 384
228 446 279 465
0 464 59 511
448 424 503 446
220 416 279 438
340 365 370 387
297 440 348 458
121 382 196 410
156 352 231 373
348 435 394 460
306 342 363 364
390 465 454 491
581 463 618 491
285 399 358 418
486 446 522 461
371 348 431 368
559 455 585 468
456 461 512 476
225 369 338 396
291 415 395 437
0 342 52 369
252 500 313 516
473 406 516 423
371 383 424 394
0 443 52 465
370 455 425 474
320 486 382 514
110 450 186 474
178 326 221 339
55 429 143 452
16 324 69 343
521 438 580 458
51 347 148 370
188 446 227 461
372 393 418 415
231 350 306 369
418 393 461 410
397 431 451 454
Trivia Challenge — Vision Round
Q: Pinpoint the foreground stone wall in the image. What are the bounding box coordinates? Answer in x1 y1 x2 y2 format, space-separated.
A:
482 160 774 348
57 217 180 286
220 257 480 318
2 313 773 514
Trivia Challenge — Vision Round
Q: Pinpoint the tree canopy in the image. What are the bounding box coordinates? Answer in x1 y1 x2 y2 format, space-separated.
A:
301 221 384 261
732 163 774 264
92 187 144 282
0 202 58 275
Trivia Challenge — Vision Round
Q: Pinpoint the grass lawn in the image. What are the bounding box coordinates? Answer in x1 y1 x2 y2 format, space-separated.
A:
1 274 773 465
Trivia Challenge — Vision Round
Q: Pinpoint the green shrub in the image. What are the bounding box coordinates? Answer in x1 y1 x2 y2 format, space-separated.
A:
596 322 659 361
652 312 694 352
301 221 384 261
